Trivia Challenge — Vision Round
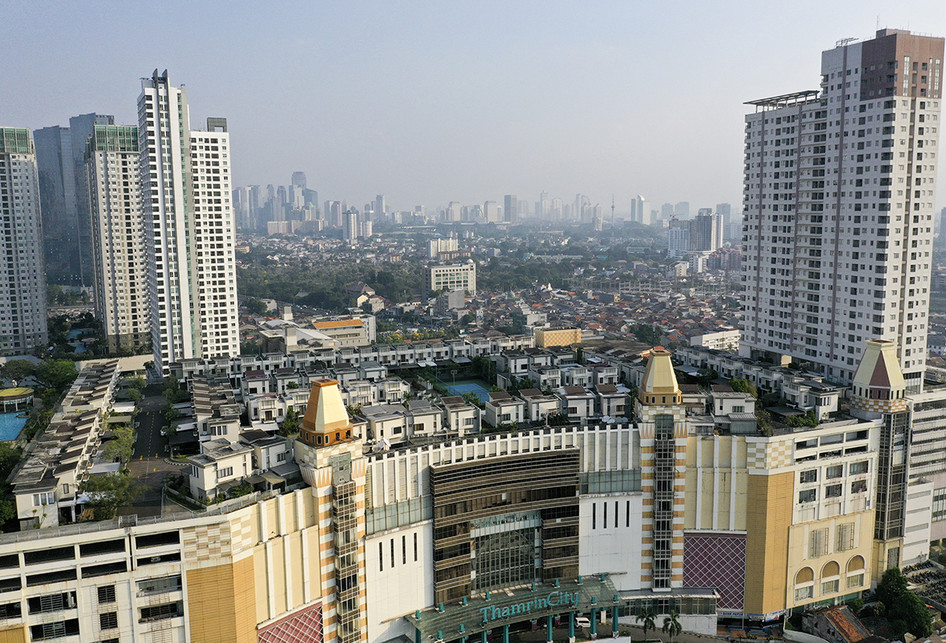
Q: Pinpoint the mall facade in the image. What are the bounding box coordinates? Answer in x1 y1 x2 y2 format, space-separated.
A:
0 344 926 643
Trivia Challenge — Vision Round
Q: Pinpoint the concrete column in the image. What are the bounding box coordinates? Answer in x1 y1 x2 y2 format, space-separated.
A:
568 612 576 643
547 615 554 643
590 608 598 639
415 628 422 643
503 624 510 643
612 605 620 638
481 630 489 643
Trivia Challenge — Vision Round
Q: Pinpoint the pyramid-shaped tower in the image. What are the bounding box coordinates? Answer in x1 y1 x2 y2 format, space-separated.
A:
850 339 907 416
299 379 354 447
638 346 682 406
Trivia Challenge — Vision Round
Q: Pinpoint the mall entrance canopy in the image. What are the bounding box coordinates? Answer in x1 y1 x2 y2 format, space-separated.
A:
405 575 622 643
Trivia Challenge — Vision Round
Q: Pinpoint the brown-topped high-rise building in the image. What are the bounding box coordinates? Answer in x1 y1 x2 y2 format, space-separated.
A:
742 29 944 392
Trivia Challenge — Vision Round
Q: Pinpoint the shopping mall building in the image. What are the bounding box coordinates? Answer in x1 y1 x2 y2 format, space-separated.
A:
0 343 924 643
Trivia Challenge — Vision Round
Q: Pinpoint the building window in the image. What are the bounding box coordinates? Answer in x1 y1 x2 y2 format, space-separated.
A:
826 465 843 479
97 585 116 604
932 488 946 522
139 602 183 623
799 489 817 503
825 484 843 499
794 586 813 602
218 467 233 478
851 480 868 493
850 461 869 475
800 470 818 484
836 522 855 552
100 612 118 630
808 528 828 558
821 579 839 595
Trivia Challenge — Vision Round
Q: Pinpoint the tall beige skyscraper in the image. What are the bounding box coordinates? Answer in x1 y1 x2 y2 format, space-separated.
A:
86 124 150 352
138 70 239 374
742 29 943 391
0 128 48 354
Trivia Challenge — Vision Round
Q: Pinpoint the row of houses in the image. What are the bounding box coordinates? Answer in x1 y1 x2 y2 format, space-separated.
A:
9 361 121 529
170 334 538 383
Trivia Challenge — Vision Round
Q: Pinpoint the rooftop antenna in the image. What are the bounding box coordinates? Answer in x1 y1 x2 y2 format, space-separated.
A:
611 194 615 226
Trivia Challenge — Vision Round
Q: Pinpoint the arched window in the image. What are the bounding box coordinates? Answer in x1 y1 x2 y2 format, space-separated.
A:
846 555 866 590
821 561 840 595
794 567 814 602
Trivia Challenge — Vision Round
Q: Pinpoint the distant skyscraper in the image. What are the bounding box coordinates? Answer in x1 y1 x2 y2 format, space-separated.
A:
138 70 240 374
742 29 943 389
539 191 550 218
33 113 113 286
667 218 690 258
716 202 732 226
660 202 674 221
504 194 517 223
0 128 49 354
291 171 306 190
690 210 722 252
86 124 149 352
374 194 385 221
674 201 690 218
631 195 649 225
484 201 501 224
343 209 359 242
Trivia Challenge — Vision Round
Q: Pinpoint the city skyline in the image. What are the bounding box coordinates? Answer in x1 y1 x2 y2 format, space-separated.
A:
5 1 946 212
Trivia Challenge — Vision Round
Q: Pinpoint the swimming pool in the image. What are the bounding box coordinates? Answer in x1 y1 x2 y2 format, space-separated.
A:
444 379 491 404
0 412 28 441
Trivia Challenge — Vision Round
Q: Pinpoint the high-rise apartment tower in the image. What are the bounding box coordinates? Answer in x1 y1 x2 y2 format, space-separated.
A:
742 29 943 391
138 70 240 374
0 129 48 355
86 124 150 352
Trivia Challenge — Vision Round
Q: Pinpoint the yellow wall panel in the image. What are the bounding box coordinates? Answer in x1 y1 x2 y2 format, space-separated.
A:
744 471 793 616
0 625 27 643
187 557 258 643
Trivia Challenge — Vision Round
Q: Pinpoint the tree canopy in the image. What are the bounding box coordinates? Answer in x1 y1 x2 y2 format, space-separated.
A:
876 568 932 638
80 473 140 521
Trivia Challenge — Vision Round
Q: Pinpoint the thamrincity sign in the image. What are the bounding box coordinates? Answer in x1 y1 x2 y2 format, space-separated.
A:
479 591 579 622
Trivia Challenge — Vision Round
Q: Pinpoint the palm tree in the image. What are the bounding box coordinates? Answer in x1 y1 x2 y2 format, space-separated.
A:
637 610 657 642
662 611 682 643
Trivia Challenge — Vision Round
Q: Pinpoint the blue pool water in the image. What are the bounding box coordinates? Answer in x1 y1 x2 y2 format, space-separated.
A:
444 379 491 404
0 413 28 441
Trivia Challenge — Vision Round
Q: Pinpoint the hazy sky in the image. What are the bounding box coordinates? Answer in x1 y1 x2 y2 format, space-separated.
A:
4 0 946 214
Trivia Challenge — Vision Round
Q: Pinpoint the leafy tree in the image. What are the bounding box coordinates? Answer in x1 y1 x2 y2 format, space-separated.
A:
286 381 299 389
637 610 657 642
127 389 143 402
461 392 484 408
662 611 682 643
1 359 37 383
163 375 188 404
228 481 254 498
103 425 135 464
755 409 773 436
80 473 140 520
631 324 662 346
279 408 302 437
244 298 269 316
877 568 933 637
785 410 819 427
729 378 758 398
36 360 78 392
0 443 23 526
